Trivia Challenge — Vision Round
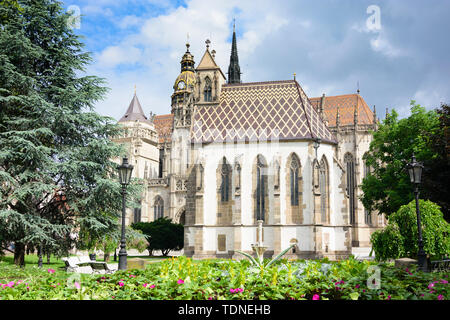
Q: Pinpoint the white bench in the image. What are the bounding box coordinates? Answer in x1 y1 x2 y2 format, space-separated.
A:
62 256 118 274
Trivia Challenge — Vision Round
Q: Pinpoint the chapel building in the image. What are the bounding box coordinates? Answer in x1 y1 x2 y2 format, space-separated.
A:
112 26 385 260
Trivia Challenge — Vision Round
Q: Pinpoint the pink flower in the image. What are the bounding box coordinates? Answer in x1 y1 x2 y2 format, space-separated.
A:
355 284 360 289
47 269 55 274
312 294 320 300
129 274 136 278
118 281 125 287
177 279 184 284
428 283 435 289
438 295 444 300
149 284 155 289
441 280 448 284
387 295 391 300
74 282 80 290
208 297 213 300
230 288 235 293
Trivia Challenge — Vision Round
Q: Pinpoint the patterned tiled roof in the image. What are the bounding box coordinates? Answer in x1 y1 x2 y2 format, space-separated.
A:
154 114 174 143
309 94 374 127
191 80 336 144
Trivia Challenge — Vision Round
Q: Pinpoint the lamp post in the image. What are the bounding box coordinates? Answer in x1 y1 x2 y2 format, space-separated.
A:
117 157 134 270
406 154 428 272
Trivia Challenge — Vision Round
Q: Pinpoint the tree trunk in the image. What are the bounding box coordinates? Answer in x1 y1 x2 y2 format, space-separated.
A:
104 252 110 262
38 245 43 268
47 251 51 264
14 242 26 267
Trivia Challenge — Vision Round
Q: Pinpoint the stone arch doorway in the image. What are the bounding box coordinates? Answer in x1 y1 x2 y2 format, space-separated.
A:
175 207 186 225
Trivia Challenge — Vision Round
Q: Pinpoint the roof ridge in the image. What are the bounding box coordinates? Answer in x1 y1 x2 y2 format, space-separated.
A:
223 79 295 87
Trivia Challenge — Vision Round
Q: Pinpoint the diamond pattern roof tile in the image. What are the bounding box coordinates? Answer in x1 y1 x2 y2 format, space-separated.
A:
191 80 336 144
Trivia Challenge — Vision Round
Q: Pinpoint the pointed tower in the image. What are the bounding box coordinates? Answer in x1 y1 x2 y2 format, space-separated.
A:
172 42 196 128
227 21 241 84
119 90 151 123
195 39 226 104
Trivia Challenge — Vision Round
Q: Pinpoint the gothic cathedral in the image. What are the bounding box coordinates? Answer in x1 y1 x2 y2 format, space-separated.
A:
112 25 385 260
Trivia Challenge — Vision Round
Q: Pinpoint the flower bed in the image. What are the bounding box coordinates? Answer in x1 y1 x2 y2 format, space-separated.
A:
0 256 448 300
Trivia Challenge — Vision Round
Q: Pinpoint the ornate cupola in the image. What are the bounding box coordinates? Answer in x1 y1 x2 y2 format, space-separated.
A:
227 21 241 84
172 43 196 128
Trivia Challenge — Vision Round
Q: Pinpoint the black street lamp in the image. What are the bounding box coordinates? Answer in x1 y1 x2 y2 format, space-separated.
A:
406 154 428 272
117 157 134 270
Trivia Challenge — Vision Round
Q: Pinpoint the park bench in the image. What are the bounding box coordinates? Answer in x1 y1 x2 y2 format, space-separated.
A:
62 256 118 274
429 259 450 272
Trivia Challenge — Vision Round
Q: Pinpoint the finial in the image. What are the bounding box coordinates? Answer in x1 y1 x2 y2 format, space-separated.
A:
293 73 296 80
211 49 216 59
233 18 236 32
205 39 211 49
134 84 136 95
373 105 377 123
357 81 360 94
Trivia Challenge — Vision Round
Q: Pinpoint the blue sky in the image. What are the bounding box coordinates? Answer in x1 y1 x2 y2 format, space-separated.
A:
62 0 450 121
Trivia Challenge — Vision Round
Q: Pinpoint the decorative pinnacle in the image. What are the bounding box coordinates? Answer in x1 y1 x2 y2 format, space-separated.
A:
293 73 296 80
134 84 136 95
205 39 211 49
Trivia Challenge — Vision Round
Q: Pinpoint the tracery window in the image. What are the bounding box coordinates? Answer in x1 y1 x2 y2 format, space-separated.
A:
344 153 356 224
220 158 230 202
255 155 267 222
204 77 212 102
154 196 164 220
319 157 329 224
290 156 300 206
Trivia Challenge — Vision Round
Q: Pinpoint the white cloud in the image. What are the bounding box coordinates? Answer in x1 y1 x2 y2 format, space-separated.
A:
95 45 143 68
118 15 144 29
370 33 404 58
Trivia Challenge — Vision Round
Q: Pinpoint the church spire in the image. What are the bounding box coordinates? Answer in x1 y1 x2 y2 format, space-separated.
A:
227 20 241 84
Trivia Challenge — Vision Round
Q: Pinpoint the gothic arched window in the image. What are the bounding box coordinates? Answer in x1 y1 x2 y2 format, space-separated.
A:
255 155 267 222
220 158 230 202
319 157 329 224
154 196 164 220
290 156 300 206
344 153 356 224
363 155 371 225
204 77 212 102
133 201 142 223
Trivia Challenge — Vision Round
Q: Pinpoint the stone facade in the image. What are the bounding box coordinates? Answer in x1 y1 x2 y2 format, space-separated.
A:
113 29 386 260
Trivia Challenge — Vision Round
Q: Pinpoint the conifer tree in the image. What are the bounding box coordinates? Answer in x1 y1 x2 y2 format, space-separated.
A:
0 0 142 266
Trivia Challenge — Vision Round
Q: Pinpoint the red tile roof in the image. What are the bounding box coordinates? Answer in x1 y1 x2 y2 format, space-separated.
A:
153 114 173 143
309 94 374 127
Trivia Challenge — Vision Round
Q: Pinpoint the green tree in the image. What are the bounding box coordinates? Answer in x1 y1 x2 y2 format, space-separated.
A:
421 103 450 222
132 217 184 256
0 0 142 266
371 200 450 261
361 101 442 217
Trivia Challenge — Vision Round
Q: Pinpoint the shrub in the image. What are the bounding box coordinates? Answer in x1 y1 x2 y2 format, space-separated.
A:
132 217 183 256
371 224 404 261
372 199 450 261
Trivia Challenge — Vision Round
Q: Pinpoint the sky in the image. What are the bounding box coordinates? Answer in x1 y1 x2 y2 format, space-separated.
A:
62 0 450 121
